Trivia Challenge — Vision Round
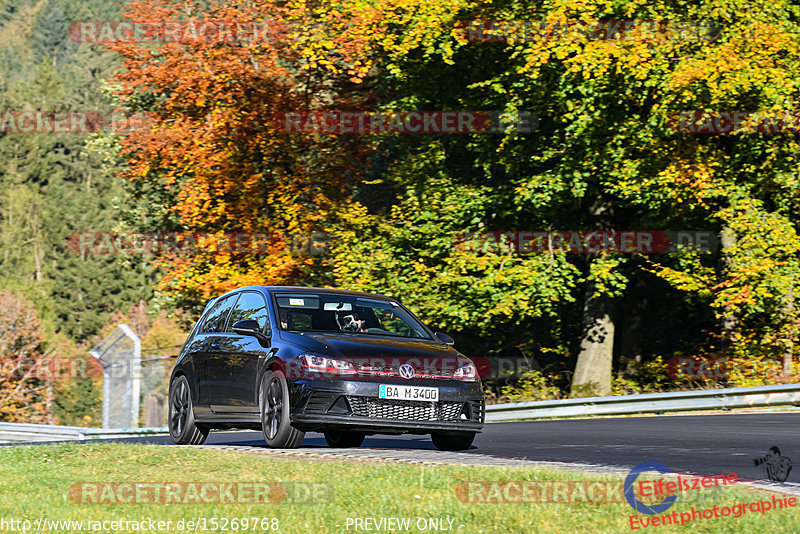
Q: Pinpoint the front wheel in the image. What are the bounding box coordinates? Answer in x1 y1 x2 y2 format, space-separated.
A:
260 369 305 448
431 431 475 451
324 430 365 448
169 375 208 445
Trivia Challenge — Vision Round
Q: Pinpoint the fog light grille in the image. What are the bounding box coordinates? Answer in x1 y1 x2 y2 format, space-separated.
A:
347 397 463 421
469 399 485 422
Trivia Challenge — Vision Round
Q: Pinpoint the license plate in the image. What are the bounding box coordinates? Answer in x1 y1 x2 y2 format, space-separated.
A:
378 384 439 402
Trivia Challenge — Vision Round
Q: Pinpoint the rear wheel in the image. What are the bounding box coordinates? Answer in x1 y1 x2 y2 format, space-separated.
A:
324 430 365 448
260 369 305 448
169 375 208 445
431 431 475 451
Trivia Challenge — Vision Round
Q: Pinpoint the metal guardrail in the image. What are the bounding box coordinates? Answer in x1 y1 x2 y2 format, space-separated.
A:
485 383 800 421
3 383 799 439
0 423 168 444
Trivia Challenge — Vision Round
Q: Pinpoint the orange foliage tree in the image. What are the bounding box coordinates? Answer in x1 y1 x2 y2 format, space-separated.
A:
109 0 375 308
0 290 55 423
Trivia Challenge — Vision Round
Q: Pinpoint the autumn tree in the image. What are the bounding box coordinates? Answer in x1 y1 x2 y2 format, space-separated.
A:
0 290 55 423
108 0 375 311
331 0 800 395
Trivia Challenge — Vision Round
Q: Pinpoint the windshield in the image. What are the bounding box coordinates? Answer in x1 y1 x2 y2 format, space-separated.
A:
272 292 431 340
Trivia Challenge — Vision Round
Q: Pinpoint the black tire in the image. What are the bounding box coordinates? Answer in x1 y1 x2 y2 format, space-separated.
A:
324 430 366 448
260 369 305 448
169 375 208 445
431 431 475 451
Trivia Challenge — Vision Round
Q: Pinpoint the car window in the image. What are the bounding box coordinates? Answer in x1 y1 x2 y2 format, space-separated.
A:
201 294 238 333
227 291 269 332
371 306 417 338
273 292 430 339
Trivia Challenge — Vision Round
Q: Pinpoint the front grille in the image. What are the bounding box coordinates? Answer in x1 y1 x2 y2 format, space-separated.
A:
347 396 463 421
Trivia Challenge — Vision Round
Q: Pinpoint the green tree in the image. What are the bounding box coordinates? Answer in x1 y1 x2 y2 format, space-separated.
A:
331 0 800 395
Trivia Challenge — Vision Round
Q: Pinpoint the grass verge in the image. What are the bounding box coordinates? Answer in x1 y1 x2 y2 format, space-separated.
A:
0 443 797 533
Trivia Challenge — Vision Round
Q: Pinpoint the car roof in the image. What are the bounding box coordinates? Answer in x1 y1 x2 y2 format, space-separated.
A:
217 285 396 301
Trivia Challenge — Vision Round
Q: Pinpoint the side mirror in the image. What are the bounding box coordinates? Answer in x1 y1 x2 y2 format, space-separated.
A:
232 320 269 342
435 332 455 346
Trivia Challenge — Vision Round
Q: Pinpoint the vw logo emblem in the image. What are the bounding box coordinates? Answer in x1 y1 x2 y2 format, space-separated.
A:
398 364 415 379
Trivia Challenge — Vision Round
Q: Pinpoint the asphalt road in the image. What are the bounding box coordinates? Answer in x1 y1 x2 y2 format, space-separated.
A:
119 413 800 483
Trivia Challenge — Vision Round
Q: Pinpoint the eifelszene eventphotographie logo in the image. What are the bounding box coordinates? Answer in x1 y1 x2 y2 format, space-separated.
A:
625 462 678 515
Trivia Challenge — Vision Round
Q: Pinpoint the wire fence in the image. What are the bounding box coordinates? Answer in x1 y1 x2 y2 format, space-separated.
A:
89 325 176 428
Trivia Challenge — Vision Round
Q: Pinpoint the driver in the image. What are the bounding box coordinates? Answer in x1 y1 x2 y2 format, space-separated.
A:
278 308 290 330
336 311 366 333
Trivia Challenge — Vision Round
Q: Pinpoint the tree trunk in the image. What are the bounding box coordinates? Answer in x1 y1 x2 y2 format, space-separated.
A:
720 225 738 338
571 282 615 397
619 276 646 376
783 287 794 376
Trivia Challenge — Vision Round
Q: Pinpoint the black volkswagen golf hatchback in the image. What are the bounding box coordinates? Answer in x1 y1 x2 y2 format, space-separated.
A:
169 286 485 450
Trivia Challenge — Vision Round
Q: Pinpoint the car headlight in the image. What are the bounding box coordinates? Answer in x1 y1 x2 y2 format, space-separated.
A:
453 357 478 382
300 353 357 375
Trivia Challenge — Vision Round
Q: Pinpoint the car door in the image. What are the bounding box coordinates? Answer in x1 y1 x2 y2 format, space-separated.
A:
198 293 239 407
213 291 271 411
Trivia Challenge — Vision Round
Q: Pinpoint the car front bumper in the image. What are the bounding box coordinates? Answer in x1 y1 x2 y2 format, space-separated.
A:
289 378 485 435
